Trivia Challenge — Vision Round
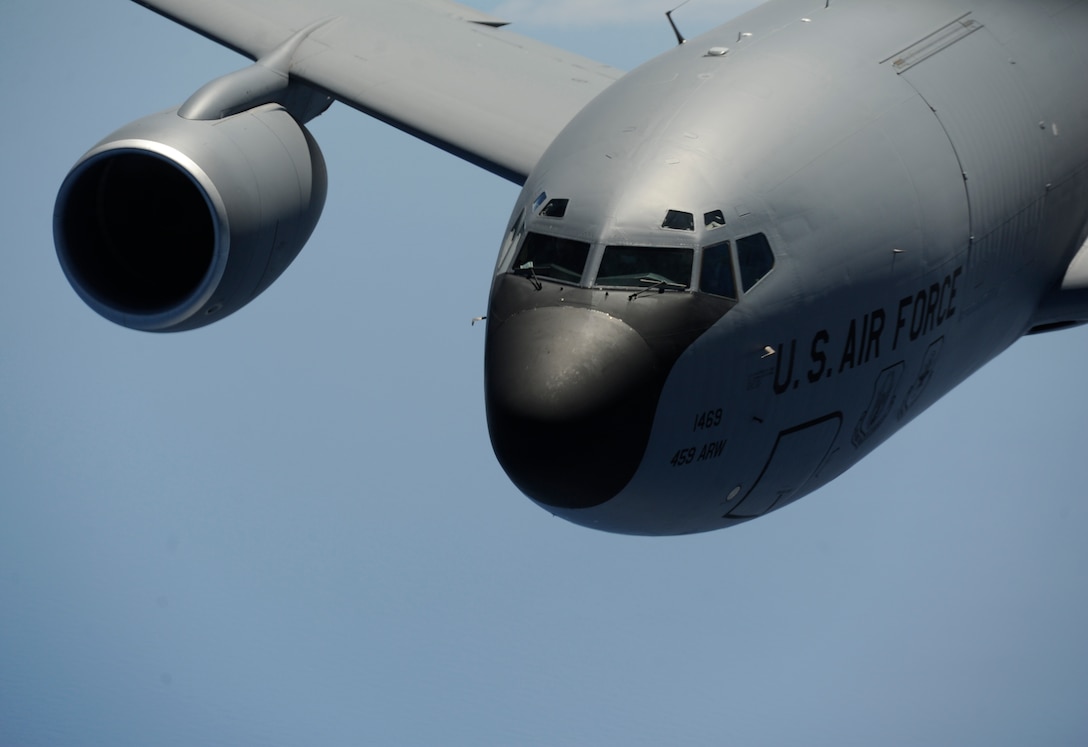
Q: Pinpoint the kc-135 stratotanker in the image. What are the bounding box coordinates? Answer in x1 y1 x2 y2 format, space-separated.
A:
54 0 1088 534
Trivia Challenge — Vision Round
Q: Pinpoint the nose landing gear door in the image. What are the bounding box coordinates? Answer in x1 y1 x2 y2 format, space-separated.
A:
726 414 842 519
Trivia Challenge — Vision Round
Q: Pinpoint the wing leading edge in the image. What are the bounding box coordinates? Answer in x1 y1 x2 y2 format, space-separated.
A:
131 0 625 183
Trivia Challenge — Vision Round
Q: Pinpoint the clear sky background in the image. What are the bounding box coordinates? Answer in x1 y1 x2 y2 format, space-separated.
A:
3 1 1088 745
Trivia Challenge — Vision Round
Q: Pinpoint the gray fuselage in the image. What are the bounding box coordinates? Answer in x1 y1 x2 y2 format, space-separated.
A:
483 0 1088 534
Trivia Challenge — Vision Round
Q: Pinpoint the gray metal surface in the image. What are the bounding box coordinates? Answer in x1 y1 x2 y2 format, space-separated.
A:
131 0 624 182
55 104 327 331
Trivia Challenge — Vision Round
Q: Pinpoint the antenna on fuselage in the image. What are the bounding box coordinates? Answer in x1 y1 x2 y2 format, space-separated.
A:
665 0 692 45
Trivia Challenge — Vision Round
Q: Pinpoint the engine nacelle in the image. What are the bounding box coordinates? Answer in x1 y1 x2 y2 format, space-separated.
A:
54 103 327 331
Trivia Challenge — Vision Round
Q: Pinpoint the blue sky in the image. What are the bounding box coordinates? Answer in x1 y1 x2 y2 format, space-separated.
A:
4 1 1088 745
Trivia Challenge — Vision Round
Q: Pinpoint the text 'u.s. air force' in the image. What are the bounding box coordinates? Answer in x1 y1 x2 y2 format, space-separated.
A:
773 267 963 395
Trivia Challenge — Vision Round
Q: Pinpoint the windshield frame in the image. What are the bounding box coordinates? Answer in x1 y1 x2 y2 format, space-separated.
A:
592 244 695 290
509 231 593 286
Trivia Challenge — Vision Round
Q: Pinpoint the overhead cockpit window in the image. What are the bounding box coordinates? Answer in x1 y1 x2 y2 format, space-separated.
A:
512 232 591 284
662 210 695 231
737 232 775 291
704 210 726 229
699 241 737 300
540 198 569 218
596 245 693 289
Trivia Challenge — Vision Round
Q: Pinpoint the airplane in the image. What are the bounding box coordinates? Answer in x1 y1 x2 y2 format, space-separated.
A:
53 0 1088 536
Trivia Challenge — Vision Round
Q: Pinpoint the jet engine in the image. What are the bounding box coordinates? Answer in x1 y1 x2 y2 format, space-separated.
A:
54 102 327 331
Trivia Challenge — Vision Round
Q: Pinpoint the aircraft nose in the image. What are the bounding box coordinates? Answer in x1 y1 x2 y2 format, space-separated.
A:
485 306 664 509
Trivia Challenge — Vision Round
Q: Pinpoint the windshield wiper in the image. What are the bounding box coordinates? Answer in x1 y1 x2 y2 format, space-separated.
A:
515 261 543 291
628 277 687 301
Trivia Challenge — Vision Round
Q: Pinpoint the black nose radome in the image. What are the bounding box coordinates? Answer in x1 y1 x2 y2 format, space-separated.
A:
485 306 664 509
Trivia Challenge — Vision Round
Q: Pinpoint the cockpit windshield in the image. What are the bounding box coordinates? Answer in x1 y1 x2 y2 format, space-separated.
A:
700 241 737 300
736 233 775 292
512 232 591 284
595 246 693 289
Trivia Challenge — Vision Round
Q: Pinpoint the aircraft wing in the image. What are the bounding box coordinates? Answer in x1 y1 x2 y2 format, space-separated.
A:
131 0 625 183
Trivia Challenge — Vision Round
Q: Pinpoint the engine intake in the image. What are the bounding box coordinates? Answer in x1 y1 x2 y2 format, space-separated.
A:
54 103 327 331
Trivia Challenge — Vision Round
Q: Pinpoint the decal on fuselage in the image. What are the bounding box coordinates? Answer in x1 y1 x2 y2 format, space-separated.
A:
852 362 906 448
772 266 963 396
899 337 946 420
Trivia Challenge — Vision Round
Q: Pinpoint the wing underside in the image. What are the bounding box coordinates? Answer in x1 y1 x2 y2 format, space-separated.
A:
132 0 624 183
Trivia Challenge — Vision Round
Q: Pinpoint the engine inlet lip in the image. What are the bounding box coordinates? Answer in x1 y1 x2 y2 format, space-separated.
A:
54 139 231 331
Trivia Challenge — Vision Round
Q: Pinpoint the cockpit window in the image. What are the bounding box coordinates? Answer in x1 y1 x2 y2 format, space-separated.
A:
737 233 775 291
540 198 569 218
662 210 695 231
699 241 737 300
704 210 726 229
595 245 693 288
512 232 591 284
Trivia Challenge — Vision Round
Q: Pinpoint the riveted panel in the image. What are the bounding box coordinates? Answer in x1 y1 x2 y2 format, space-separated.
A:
893 19 1046 251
